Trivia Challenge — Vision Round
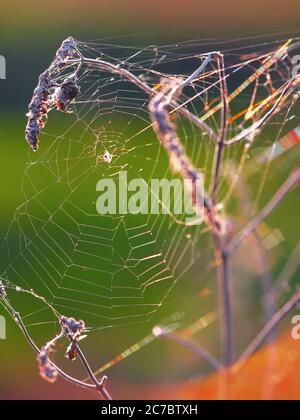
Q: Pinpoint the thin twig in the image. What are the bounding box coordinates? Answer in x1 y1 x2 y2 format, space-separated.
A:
272 243 300 301
0 296 94 391
64 332 112 400
182 53 214 87
154 327 222 371
235 288 300 370
0 291 112 400
209 54 232 365
226 168 300 255
211 53 229 204
213 235 233 367
69 57 220 143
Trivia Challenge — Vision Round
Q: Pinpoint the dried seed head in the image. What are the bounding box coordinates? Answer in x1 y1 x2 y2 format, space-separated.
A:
56 37 77 62
37 346 58 384
25 119 40 151
60 316 86 362
25 37 81 151
25 71 52 151
150 77 224 235
60 316 85 335
54 76 80 112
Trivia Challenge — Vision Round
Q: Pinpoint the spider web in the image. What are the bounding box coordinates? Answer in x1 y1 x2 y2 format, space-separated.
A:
1 33 300 376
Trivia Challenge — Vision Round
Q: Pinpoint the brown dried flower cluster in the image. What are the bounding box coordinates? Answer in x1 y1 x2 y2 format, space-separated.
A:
25 37 80 151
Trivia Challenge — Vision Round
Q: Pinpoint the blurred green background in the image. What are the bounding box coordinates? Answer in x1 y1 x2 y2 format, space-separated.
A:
0 0 300 400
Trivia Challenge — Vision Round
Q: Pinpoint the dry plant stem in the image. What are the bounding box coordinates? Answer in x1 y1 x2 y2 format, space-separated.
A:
149 77 222 233
0 294 112 400
159 330 222 371
226 168 300 255
209 54 232 366
211 53 229 205
213 235 233 367
272 243 300 301
182 53 214 87
65 332 112 400
236 288 300 368
69 57 220 143
0 296 93 391
148 54 233 365
221 168 300 368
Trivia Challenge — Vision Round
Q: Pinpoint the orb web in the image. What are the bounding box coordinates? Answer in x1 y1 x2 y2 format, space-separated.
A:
1 33 300 377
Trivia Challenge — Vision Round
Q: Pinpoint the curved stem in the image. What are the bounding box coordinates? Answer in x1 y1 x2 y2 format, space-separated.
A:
0 295 112 399
69 57 219 143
